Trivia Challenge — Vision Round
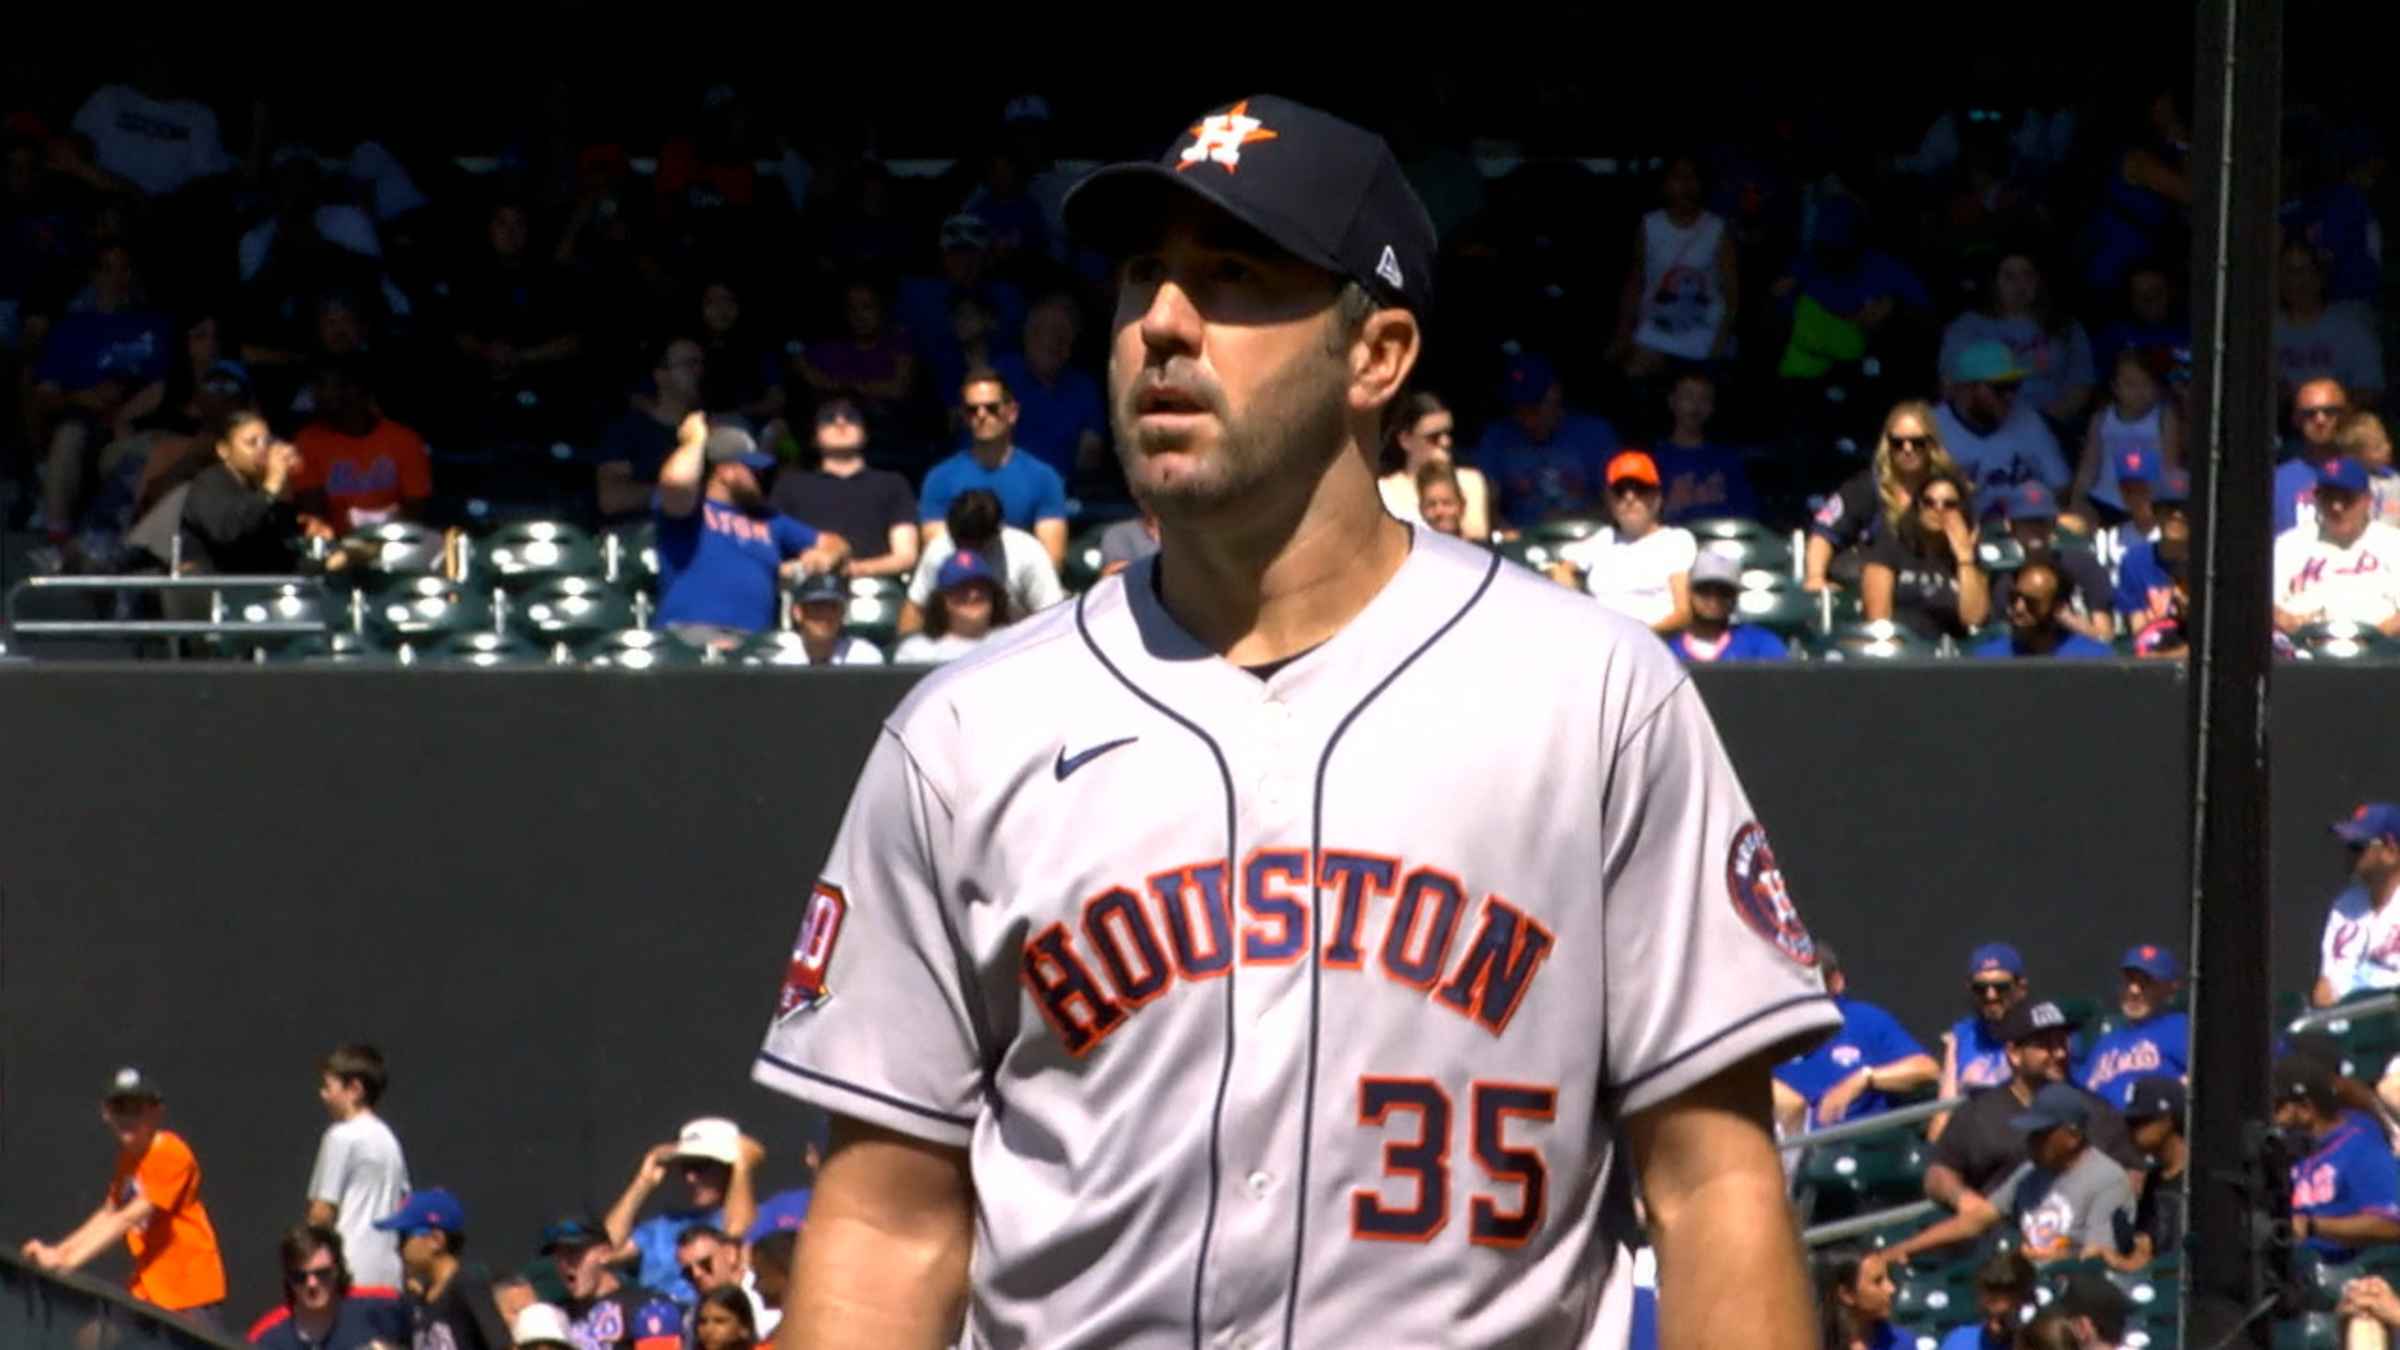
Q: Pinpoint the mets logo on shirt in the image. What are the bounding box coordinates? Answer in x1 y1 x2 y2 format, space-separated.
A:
1726 822 1816 967
775 882 849 1021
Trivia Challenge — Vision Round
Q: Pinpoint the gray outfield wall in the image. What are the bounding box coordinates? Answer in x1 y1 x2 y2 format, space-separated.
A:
1 663 2392 1316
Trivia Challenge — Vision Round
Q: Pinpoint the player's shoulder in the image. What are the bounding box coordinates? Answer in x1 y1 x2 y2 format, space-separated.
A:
1461 539 1693 702
881 586 1093 737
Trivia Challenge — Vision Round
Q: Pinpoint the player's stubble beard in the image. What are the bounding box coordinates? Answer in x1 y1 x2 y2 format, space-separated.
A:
1112 343 1350 528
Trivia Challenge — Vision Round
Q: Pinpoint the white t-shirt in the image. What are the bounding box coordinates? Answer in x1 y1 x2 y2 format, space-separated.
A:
893 632 988 665
1634 209 1728 360
909 528 1065 619
71 84 234 198
1934 401 2071 504
812 635 886 666
238 206 384 283
2272 520 2400 627
306 1113 410 1289
2322 883 2400 1001
1562 525 1698 626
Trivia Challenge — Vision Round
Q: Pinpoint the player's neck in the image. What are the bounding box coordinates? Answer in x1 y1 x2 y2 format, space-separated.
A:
1154 464 1411 667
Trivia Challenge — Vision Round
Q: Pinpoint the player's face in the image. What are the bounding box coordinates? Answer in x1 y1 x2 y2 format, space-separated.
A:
2119 970 2168 1020
1108 204 1352 521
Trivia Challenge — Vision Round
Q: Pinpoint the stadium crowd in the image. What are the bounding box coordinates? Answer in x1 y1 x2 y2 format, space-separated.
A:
6 67 2398 665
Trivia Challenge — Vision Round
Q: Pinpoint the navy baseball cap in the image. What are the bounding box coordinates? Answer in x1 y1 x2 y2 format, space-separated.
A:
1062 95 1437 313
2273 1056 2341 1112
2117 446 2160 485
1997 999 2071 1044
2319 458 2372 494
2122 944 2180 981
2334 802 2400 846
704 424 774 473
374 1188 466 1236
2009 1082 2094 1135
2123 1075 2187 1123
744 1187 812 1244
1968 942 2024 979
793 571 846 606
2005 482 2059 522
936 551 999 592
537 1216 610 1254
1501 352 1560 408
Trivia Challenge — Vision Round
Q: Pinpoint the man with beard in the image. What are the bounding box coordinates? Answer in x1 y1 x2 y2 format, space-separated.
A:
2315 802 2400 1007
752 94 1839 1349
653 415 847 650
1987 483 2113 641
1933 341 2070 507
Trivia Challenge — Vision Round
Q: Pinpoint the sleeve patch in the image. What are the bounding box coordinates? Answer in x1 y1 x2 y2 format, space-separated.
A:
1726 823 1817 967
776 882 850 1020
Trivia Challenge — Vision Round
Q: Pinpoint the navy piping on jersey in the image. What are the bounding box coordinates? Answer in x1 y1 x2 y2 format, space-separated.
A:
1281 542 1501 1350
1606 991 1840 1103
1074 585 1243 1350
755 1052 979 1127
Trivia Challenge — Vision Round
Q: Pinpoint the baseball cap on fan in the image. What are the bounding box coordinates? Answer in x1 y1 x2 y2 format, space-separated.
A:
1061 95 1438 315
2334 802 2400 847
703 424 774 474
670 1116 742 1167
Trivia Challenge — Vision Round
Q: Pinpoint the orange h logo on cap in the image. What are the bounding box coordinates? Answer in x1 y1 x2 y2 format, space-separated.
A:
1178 100 1280 174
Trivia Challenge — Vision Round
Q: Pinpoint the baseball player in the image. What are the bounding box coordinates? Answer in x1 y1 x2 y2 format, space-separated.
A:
751 94 1840 1349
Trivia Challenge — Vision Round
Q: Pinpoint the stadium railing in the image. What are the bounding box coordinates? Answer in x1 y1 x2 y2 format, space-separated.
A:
5 574 331 650
0 1251 242 1349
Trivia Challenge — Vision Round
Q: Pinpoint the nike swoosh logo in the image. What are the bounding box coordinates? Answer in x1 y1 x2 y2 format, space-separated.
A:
1055 736 1139 781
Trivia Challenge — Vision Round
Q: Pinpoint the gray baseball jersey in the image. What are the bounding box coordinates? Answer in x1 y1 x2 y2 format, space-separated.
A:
753 528 1839 1348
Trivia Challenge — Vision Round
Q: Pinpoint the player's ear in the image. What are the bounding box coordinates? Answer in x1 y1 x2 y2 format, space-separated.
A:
1347 306 1420 418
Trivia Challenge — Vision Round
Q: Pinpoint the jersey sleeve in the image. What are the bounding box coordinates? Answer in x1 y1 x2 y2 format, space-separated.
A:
752 726 984 1148
1600 674 1841 1116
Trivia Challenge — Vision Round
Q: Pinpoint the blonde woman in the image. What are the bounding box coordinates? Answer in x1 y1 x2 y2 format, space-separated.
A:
1803 399 1962 591
1377 391 1491 540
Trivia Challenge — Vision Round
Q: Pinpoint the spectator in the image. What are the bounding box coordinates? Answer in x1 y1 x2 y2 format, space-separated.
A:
2276 376 2351 533
769 398 918 580
2081 90 2192 297
921 369 1069 563
596 338 705 524
788 572 885 666
957 146 1049 267
793 279 915 427
29 242 174 566
1554 450 1695 632
2315 802 2400 1008
1862 466 1989 641
540 1217 681 1350
2111 468 2192 631
132 356 255 527
654 418 848 650
1988 484 2114 642
2289 125 2387 321
2340 1277 2400 1346
1999 1084 2136 1265
2336 411 2400 528
2079 946 2189 1109
745 1227 797 1338
931 291 1002 422
1935 1250 2035 1350
2072 349 2181 521
1933 341 2071 504
2279 1056 2400 1264
1610 153 1738 375
2128 550 2194 660
18 1067 226 1325
894 552 1011 665
1097 512 1161 577
1769 194 1933 383
1414 461 1468 538
2275 237 2382 410
236 151 391 354
292 358 432 536
1973 559 2114 660
1378 391 1490 540
2273 459 2400 637
904 488 1064 632
694 280 785 432
67 67 233 198
2051 1273 2132 1350
245 1225 409 1349
304 1043 410 1291
692 1284 761 1350
2101 1076 2188 1272
674 1226 771 1336
993 295 1107 483
177 410 313 575
1942 943 2031 1105
1769 943 1935 1133
896 214 1028 395
1813 1251 1903 1350
1669 551 1788 664
374 1188 508 1350
1884 1002 2144 1268
1473 352 1619 528
1939 251 2095 430
1648 370 1759 526
2102 446 2167 557
448 200 583 421
1805 400 1961 591
602 1117 763 1306
2090 260 2189 379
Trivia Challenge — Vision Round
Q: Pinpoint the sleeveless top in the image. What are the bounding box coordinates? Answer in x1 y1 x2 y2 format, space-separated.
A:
1635 209 1728 360
2088 403 2165 513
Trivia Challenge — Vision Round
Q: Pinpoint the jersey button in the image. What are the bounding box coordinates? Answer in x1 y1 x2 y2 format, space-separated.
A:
1245 1169 1274 1198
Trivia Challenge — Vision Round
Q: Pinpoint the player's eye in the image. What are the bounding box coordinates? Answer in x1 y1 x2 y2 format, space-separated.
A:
1209 256 1255 285
1120 255 1165 287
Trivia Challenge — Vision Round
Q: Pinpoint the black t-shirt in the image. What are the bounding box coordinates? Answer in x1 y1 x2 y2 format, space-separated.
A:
2130 1157 2187 1259
178 462 303 574
1990 548 2113 621
770 466 917 564
1863 528 1972 640
1809 469 1887 551
412 1267 510 1350
1932 1082 2145 1196
596 410 678 524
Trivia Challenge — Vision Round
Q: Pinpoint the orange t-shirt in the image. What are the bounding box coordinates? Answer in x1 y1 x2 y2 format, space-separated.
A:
106 1129 226 1310
293 419 433 534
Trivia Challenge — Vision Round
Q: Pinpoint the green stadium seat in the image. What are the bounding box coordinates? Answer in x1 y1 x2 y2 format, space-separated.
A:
479 521 604 590
1497 536 1577 573
2271 1313 2342 1350
343 521 448 577
581 629 702 669
604 523 659 588
1732 585 1817 641
427 631 549 666
1062 522 1114 593
368 576 496 644
1976 537 2028 574
1891 1266 1977 1327
737 631 830 666
512 576 636 645
1526 516 1607 547
841 577 906 649
1810 620 1939 662
1688 517 1795 575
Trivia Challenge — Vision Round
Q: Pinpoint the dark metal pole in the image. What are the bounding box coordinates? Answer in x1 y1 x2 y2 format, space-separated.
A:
2183 0 2282 1344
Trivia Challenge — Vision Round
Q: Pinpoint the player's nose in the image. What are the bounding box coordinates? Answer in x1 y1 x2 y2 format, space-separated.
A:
1135 278 1205 360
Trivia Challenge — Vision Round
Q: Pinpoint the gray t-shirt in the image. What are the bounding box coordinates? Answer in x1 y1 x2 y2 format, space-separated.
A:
1997 1146 2132 1259
1097 517 1160 569
307 1112 410 1288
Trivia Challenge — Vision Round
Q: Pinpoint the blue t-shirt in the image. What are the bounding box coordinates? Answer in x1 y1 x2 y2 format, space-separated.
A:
654 500 821 633
991 353 1107 483
628 1206 721 1306
2293 1111 2400 1264
1473 413 1621 528
2275 457 2331 535
2080 1011 2190 1108
1651 443 1761 524
1669 624 1788 664
1773 996 1926 1123
920 449 1068 531
1937 1324 2014 1350
247 1289 411 1349
2114 539 2177 619
35 308 174 391
1970 632 2116 660
1948 1015 2013 1092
